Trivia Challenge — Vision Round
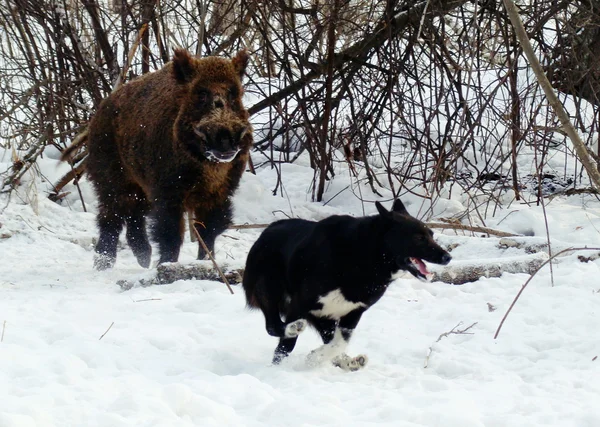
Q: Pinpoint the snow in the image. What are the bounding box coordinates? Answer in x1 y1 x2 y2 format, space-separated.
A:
1 148 600 427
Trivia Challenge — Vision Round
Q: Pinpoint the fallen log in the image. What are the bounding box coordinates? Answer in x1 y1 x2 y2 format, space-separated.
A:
117 261 244 291
117 252 552 289
430 252 549 285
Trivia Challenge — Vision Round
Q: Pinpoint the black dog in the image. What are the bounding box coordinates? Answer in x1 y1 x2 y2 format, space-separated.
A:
242 199 451 371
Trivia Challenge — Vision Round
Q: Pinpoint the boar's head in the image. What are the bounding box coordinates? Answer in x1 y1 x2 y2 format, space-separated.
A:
172 49 252 163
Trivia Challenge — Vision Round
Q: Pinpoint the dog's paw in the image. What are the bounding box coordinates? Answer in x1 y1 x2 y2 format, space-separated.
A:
284 319 307 338
347 354 368 371
333 353 368 372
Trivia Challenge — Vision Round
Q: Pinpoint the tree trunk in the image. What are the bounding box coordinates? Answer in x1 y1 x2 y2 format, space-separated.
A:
502 0 600 190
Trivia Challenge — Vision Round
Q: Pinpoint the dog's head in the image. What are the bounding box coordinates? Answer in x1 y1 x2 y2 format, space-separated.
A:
376 199 451 280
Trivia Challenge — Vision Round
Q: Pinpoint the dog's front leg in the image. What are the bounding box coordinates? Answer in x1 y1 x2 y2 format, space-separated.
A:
332 309 369 371
306 309 368 370
332 353 368 372
305 327 349 367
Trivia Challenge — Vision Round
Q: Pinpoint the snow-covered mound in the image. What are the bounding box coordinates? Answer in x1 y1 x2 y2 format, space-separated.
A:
0 149 599 426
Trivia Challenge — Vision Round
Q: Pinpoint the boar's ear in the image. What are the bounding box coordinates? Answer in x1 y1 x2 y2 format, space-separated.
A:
375 201 391 218
232 49 249 80
172 48 196 83
391 199 409 215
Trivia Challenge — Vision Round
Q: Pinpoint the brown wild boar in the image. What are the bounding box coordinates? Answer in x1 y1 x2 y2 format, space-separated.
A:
72 49 252 269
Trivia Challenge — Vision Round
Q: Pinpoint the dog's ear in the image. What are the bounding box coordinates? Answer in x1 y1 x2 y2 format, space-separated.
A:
391 199 409 215
375 201 390 217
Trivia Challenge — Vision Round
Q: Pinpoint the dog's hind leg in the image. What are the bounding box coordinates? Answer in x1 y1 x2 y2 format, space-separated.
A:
272 337 297 364
261 300 307 339
249 275 289 337
284 319 307 337
264 309 285 337
272 310 308 364
256 289 287 338
271 319 308 364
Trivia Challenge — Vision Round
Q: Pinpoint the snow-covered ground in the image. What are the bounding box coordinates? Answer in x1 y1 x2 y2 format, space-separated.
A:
1 148 599 427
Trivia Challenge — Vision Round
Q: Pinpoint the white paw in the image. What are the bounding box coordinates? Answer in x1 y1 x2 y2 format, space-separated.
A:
284 319 307 338
333 353 368 372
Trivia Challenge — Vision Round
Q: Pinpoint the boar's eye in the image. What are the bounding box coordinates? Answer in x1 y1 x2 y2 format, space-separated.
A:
196 89 209 105
228 86 239 103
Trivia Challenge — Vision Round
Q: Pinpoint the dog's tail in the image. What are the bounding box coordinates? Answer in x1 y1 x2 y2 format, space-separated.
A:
241 261 261 309
246 291 260 308
243 272 260 309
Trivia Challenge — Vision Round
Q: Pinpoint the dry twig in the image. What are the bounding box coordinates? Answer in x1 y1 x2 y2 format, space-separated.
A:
424 321 478 368
99 321 115 340
192 221 234 295
228 221 517 237
426 222 517 237
229 223 271 230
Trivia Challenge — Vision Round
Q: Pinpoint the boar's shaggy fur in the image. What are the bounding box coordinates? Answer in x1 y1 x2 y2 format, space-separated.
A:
77 49 252 270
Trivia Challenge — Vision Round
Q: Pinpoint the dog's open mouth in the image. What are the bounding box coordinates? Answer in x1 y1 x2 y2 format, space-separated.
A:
407 257 432 280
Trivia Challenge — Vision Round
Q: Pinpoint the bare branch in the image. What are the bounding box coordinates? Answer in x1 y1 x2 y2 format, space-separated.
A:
494 247 600 339
424 321 478 368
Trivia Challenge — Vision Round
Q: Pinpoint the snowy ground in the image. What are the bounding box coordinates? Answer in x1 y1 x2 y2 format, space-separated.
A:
1 149 599 427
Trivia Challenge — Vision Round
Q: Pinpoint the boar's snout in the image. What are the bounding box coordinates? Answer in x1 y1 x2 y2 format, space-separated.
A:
213 94 225 109
193 122 250 163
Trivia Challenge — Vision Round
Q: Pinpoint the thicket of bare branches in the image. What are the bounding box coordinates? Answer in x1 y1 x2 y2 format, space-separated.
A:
1 0 599 216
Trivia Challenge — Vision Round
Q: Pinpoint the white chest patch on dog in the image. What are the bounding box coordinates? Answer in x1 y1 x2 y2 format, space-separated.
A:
310 289 367 320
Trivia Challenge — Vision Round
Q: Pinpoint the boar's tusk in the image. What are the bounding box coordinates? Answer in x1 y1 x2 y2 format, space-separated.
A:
238 125 251 140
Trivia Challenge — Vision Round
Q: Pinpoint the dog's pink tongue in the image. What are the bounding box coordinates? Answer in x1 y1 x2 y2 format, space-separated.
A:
411 258 429 275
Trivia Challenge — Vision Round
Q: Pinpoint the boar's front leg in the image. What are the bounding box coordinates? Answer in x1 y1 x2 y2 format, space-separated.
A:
125 213 152 268
152 198 185 264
